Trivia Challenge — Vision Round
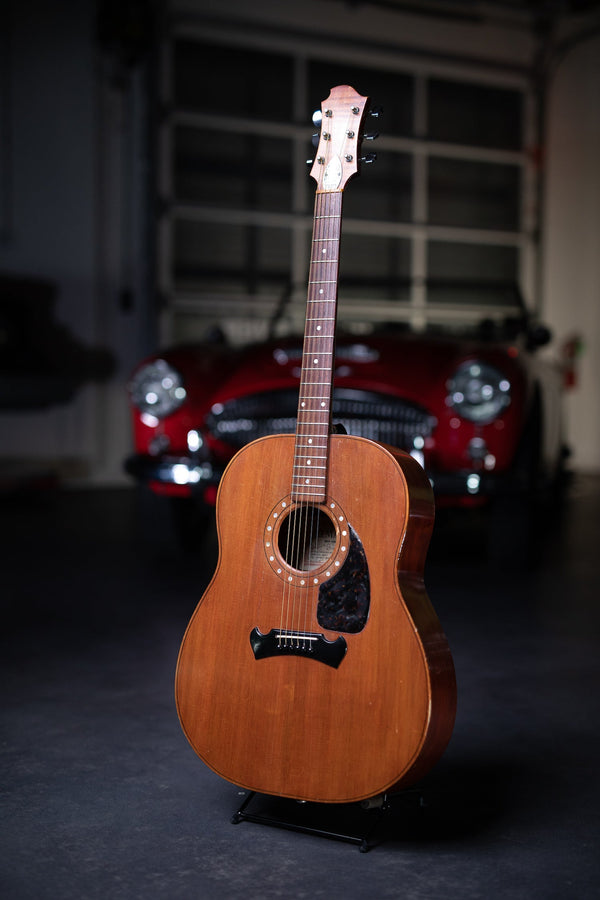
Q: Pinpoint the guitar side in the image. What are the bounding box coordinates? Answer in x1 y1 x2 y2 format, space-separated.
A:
175 433 456 804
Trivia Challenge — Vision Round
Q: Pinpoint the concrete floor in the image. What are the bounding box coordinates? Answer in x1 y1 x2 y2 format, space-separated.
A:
2 476 599 899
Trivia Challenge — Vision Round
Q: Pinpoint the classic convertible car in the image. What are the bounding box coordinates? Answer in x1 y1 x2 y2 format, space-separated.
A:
125 288 566 557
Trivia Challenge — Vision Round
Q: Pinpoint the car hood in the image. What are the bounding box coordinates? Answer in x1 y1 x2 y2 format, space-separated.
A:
170 329 526 414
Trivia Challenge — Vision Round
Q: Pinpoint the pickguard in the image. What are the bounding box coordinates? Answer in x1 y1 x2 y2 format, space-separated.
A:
317 524 370 633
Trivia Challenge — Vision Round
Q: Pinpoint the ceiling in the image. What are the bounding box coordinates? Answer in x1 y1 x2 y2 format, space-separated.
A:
338 0 600 29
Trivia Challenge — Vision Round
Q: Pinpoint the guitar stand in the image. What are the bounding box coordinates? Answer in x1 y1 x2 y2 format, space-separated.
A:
231 791 392 852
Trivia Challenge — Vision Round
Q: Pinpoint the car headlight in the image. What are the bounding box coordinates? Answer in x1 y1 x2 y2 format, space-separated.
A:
447 360 511 424
129 359 187 419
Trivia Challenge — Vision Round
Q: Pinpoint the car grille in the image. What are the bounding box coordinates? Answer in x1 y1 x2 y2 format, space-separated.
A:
206 388 436 450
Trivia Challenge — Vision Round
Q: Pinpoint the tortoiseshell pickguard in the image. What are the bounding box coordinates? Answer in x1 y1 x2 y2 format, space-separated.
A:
316 525 370 633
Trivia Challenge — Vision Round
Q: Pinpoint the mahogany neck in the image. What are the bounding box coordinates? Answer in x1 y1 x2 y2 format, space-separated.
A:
291 190 343 503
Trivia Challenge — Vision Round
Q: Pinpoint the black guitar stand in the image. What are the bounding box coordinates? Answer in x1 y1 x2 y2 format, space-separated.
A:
231 790 393 852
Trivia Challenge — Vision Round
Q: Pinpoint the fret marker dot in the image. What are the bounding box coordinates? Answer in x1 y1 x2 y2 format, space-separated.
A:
313 359 318 364
321 402 325 407
319 289 324 294
317 326 321 331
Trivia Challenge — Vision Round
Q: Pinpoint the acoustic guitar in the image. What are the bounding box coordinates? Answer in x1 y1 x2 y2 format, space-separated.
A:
175 85 456 804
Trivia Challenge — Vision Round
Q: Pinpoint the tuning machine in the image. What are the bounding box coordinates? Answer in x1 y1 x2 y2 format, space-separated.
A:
308 108 324 157
361 152 377 164
363 108 381 150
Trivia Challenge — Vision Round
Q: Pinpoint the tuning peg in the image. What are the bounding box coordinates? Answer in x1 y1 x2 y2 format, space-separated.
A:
311 132 320 148
361 152 377 164
369 106 383 119
363 132 379 141
312 110 322 127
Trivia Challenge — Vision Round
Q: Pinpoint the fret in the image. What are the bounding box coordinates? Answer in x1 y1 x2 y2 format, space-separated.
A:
293 475 327 479
295 463 327 472
293 476 327 481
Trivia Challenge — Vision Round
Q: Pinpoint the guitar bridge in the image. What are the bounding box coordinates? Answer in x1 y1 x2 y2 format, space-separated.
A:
250 627 347 668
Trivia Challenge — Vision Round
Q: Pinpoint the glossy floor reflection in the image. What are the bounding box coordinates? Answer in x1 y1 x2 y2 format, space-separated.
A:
2 476 599 899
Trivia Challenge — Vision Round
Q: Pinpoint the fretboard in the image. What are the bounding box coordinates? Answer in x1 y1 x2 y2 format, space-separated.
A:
291 191 343 503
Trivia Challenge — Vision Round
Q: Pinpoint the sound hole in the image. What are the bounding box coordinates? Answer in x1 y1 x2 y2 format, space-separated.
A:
277 506 337 572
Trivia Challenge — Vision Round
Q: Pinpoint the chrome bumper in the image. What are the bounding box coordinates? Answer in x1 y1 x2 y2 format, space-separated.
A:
124 454 223 488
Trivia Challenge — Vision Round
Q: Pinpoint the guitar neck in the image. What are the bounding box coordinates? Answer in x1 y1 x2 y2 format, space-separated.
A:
291 190 343 504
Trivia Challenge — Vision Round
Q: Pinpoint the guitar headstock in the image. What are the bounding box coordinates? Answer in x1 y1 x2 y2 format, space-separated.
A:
309 85 370 193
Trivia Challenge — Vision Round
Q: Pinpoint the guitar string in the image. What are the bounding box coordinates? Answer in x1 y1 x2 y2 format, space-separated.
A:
298 190 324 648
285 189 324 647
304 189 338 644
280 147 346 647
305 188 326 645
304 190 330 646
306 190 336 640
303 190 339 646
279 188 322 647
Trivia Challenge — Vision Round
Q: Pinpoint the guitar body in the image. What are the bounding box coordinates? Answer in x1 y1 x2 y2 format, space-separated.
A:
175 433 456 804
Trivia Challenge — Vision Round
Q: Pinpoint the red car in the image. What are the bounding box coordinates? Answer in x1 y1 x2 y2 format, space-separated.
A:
125 290 566 557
